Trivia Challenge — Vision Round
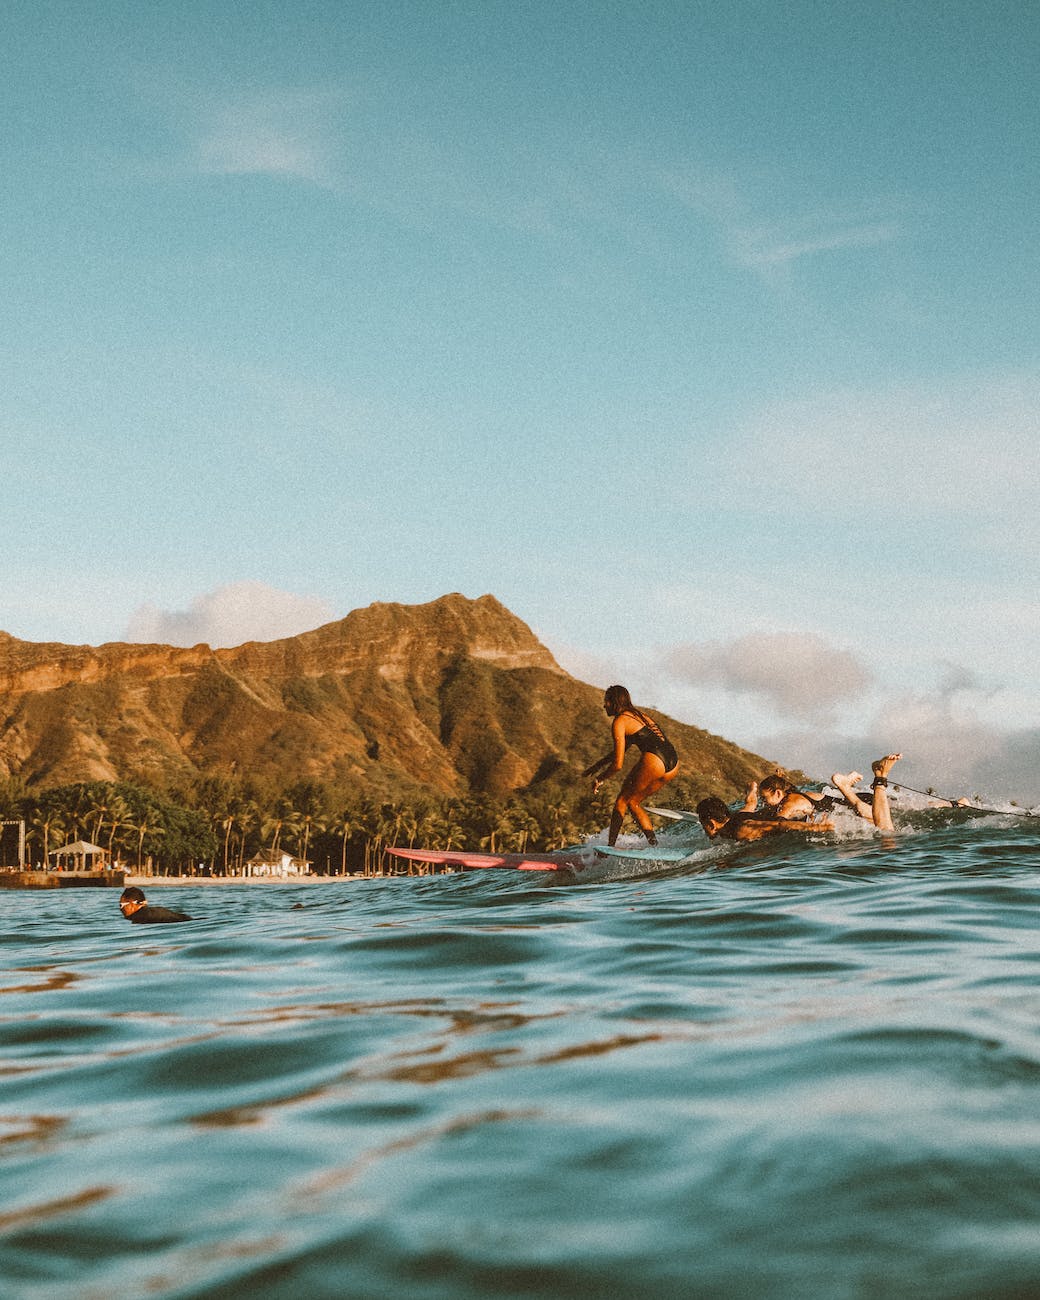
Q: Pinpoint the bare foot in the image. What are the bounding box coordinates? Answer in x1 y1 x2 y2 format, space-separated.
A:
871 753 902 781
831 771 863 788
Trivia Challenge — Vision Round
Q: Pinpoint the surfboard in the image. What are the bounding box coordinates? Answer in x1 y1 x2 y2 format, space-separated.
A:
646 806 701 823
594 844 693 862
386 846 584 873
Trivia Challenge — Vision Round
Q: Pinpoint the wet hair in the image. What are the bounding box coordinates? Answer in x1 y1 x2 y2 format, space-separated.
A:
696 797 729 824
758 775 790 799
120 887 145 904
603 684 634 715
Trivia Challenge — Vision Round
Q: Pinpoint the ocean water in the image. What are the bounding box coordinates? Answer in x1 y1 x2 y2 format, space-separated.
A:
2 808 1039 1299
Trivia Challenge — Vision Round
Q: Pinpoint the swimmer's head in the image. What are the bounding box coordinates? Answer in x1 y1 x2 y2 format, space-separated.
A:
120 886 146 916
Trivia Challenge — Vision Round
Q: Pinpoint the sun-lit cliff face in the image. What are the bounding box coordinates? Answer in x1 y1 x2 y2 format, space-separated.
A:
0 593 768 797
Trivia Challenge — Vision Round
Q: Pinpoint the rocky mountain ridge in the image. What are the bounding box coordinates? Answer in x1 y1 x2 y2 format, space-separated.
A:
0 593 770 799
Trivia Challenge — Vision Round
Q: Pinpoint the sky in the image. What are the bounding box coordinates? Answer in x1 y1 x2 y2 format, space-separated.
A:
3 0 1038 802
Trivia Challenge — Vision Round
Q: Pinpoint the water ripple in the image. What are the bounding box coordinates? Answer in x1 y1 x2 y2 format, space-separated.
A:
1 823 1039 1297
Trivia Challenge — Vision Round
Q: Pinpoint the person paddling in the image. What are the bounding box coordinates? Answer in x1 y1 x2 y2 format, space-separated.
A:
695 797 835 842
583 684 680 846
749 773 836 822
119 886 191 924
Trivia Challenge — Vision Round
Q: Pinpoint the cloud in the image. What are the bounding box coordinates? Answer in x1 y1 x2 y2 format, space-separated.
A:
188 88 342 186
731 371 1040 515
757 698 1040 807
666 631 872 722
125 582 336 649
660 165 903 275
734 221 900 269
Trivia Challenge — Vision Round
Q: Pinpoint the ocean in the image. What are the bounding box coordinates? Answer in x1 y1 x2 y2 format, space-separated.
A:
2 804 1039 1299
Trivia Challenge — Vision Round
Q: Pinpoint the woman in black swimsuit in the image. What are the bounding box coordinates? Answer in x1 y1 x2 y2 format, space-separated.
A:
583 684 680 846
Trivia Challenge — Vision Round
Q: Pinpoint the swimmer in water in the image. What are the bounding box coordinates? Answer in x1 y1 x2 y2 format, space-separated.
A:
696 796 835 843
119 886 191 924
583 684 680 846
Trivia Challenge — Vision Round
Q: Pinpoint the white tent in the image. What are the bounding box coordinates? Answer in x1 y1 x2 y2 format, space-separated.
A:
49 840 110 871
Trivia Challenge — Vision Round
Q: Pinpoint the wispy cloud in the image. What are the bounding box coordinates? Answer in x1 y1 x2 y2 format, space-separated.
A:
734 221 900 269
125 582 335 648
659 164 904 275
697 370 1040 524
185 87 344 187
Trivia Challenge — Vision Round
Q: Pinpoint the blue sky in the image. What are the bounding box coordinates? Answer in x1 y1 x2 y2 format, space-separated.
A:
3 1 1038 801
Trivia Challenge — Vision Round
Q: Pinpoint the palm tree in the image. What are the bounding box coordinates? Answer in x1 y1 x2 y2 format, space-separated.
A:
105 794 131 862
328 809 358 876
294 808 326 872
59 785 90 843
262 801 302 857
29 808 67 869
88 792 110 845
440 819 465 852
289 786 327 872
235 801 260 873
480 806 516 854
218 808 237 875
130 811 165 873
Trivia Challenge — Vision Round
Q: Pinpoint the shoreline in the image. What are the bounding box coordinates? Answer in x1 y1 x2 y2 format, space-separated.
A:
123 873 369 887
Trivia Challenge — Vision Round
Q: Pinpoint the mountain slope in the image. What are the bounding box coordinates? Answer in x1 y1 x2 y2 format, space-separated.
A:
0 594 771 798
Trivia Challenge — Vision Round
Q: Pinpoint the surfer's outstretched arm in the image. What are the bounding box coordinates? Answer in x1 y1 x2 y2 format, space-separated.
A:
733 817 834 842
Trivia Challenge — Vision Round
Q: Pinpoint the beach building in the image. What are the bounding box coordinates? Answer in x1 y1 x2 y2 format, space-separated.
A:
242 849 310 878
49 840 111 871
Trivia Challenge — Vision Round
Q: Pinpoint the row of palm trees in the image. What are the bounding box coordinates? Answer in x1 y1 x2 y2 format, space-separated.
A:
0 781 215 873
191 778 601 876
0 774 611 877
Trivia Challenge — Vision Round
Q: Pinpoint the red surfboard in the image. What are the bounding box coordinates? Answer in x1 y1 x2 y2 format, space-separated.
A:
386 845 586 873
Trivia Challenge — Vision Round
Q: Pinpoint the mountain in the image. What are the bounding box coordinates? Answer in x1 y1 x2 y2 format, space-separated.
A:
0 593 772 799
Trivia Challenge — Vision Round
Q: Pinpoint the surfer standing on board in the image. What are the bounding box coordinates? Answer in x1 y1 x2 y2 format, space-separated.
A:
583 685 680 846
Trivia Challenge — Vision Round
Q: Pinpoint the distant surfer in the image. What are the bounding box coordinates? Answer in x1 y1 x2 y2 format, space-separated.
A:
583 684 679 846
119 886 191 924
696 797 835 842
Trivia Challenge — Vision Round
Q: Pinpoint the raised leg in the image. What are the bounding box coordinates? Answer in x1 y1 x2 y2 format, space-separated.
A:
869 753 901 831
831 770 873 821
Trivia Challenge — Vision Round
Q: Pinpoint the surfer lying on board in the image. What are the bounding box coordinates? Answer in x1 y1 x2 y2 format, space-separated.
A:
583 684 680 847
696 797 835 842
743 773 837 822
